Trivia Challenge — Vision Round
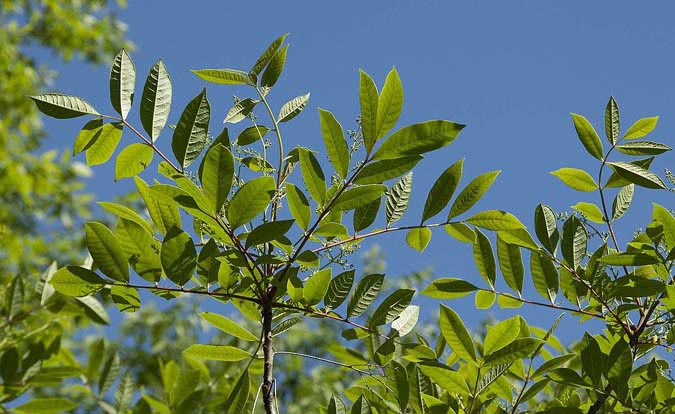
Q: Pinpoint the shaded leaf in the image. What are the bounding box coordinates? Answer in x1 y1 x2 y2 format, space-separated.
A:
534 204 559 254
85 221 129 282
324 270 355 311
612 184 634 220
246 220 294 247
285 183 311 230
385 172 412 227
333 185 387 211
615 141 671 156
497 234 524 294
422 278 478 299
160 226 197 286
250 33 288 76
354 156 422 185
607 161 667 189
422 159 463 222
298 147 326 205
261 44 288 88
236 125 270 146
473 228 496 287
370 288 415 326
319 108 350 178
604 96 619 144
172 88 210 169
359 70 379 153
347 274 384 318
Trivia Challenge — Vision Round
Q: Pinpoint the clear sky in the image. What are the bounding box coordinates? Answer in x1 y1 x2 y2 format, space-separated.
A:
38 2 675 336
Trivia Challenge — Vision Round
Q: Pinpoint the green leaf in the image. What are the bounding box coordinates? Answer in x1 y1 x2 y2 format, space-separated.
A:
319 108 350 179
304 268 332 306
314 222 349 238
110 49 135 120
406 227 432 252
351 395 372 414
110 285 140 313
580 334 603 386
354 156 422 185
607 340 632 400
85 122 124 166
484 316 520 354
223 98 257 124
77 294 110 324
246 220 294 247
115 143 153 180
550 168 598 192
532 354 575 378
200 312 258 341
439 304 476 362
571 202 604 223
615 141 671 156
561 216 587 270
50 266 107 297
160 226 197 286
191 68 251 85
497 235 524 294
353 197 381 232
14 398 77 414
534 204 559 254
605 157 654 188
445 222 475 243
103 202 155 236
623 116 659 139
571 113 603 160
418 362 470 396
604 96 619 144
285 183 311 230
376 67 404 139
359 70 379 153
298 147 326 205
370 288 415 326
113 372 135 414
447 171 500 219
422 159 463 222
599 253 659 266
250 33 288 76
261 44 288 88
30 93 100 119
473 228 496 287
372 120 464 160
653 203 675 249
115 219 161 283
328 395 347 414
223 370 250 414
85 221 129 282
201 144 234 214
475 290 496 309
466 210 525 231
347 274 384 318
333 185 386 212
498 228 539 251
612 184 634 220
183 345 251 361
385 172 412 226
422 278 478 299
74 118 103 154
530 252 558 302
172 88 210 169
278 93 310 123
483 338 543 366
237 125 270 146
6 276 24 321
227 176 275 229
324 270 355 311
140 59 172 142
607 161 667 189
135 176 181 234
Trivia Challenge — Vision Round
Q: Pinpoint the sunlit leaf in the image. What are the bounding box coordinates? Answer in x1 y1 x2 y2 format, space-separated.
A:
192 68 251 85
85 122 124 166
140 59 172 142
160 226 197 286
406 227 432 252
571 202 604 223
110 48 135 119
347 274 384 318
604 96 619 144
30 93 100 119
227 176 275 229
612 184 634 221
237 125 270 146
285 183 311 230
497 234 524 294
85 221 129 282
422 159 463 222
172 88 210 169
304 268 332 306
447 170 501 220
370 289 415 326
571 113 603 160
484 316 520 354
359 70 379 153
261 44 288 88
385 172 412 227
561 216 587 270
183 344 250 361
550 168 597 192
623 116 659 139
115 143 153 180
250 33 288 76
422 278 478 299
483 338 543 366
615 141 671 156
376 67 403 139
246 220 294 247
278 93 310 123
333 185 386 212
534 204 559 254
319 108 350 178
50 266 107 297
439 304 476 362
200 312 258 341
354 156 422 185
372 120 464 160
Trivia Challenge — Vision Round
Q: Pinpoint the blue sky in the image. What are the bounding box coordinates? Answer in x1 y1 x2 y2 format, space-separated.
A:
39 2 674 337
